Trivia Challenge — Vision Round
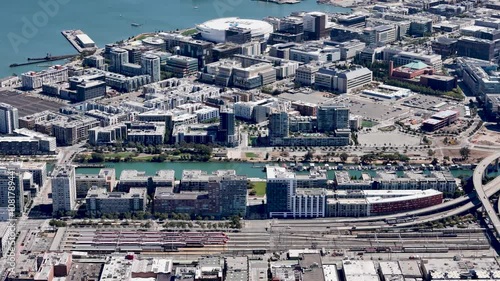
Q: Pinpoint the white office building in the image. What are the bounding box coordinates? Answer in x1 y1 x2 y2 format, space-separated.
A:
295 63 322 86
289 45 341 64
337 40 366 60
315 66 373 93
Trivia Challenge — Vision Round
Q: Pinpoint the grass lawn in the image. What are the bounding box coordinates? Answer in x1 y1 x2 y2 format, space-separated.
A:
245 152 259 158
362 120 377 128
104 152 135 158
135 34 148 41
181 28 198 36
251 182 266 196
248 136 257 146
132 156 154 161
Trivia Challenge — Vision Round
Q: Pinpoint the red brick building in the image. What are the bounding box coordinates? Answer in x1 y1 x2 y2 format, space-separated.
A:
368 189 443 215
390 61 434 79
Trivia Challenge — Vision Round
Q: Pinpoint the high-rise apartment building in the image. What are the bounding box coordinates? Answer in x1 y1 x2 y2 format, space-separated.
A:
141 54 161 82
317 105 350 132
110 48 129 73
269 111 289 139
266 166 296 217
267 166 328 218
0 103 19 134
0 167 24 216
219 108 238 146
51 165 76 214
211 173 248 217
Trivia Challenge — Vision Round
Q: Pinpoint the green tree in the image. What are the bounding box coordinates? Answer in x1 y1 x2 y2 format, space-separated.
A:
90 153 105 163
49 219 67 227
431 158 439 165
460 146 471 160
339 152 349 162
230 216 242 229
304 151 314 161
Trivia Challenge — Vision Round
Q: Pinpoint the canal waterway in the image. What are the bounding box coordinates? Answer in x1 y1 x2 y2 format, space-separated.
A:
76 161 474 180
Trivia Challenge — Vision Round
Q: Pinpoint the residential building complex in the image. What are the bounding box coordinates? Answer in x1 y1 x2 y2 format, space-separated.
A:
21 66 68 90
327 189 443 217
335 171 457 195
118 170 175 191
154 170 247 218
85 187 147 216
75 168 116 198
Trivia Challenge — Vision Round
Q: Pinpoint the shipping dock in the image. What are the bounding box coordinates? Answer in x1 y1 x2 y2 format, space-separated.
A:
10 54 77 68
61 29 97 54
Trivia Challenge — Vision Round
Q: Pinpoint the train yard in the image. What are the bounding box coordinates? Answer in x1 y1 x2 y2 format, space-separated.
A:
225 228 491 254
53 226 493 259
60 229 229 253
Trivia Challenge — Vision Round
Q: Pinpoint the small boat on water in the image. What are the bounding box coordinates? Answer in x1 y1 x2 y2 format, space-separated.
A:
131 23 142 27
193 6 198 9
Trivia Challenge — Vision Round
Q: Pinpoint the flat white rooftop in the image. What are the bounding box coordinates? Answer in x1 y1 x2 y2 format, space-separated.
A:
76 33 95 45
266 165 295 180
198 17 273 32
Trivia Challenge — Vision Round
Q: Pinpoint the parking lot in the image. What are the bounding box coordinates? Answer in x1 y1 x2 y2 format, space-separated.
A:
0 90 66 117
358 131 422 147
348 96 410 122
402 95 466 115
279 91 333 105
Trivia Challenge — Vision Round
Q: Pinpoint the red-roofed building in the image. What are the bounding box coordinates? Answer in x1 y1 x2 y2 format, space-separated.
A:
390 60 434 79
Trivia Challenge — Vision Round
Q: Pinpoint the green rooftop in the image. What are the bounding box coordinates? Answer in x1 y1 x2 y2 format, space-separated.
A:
403 61 429 70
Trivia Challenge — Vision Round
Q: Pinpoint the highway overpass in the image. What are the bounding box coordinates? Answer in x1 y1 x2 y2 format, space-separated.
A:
473 152 500 238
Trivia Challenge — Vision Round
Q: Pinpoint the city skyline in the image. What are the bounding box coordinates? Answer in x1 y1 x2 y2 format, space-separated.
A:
2 0 500 280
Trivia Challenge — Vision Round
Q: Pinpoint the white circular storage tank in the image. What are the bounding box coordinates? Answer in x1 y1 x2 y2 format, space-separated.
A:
196 17 274 43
